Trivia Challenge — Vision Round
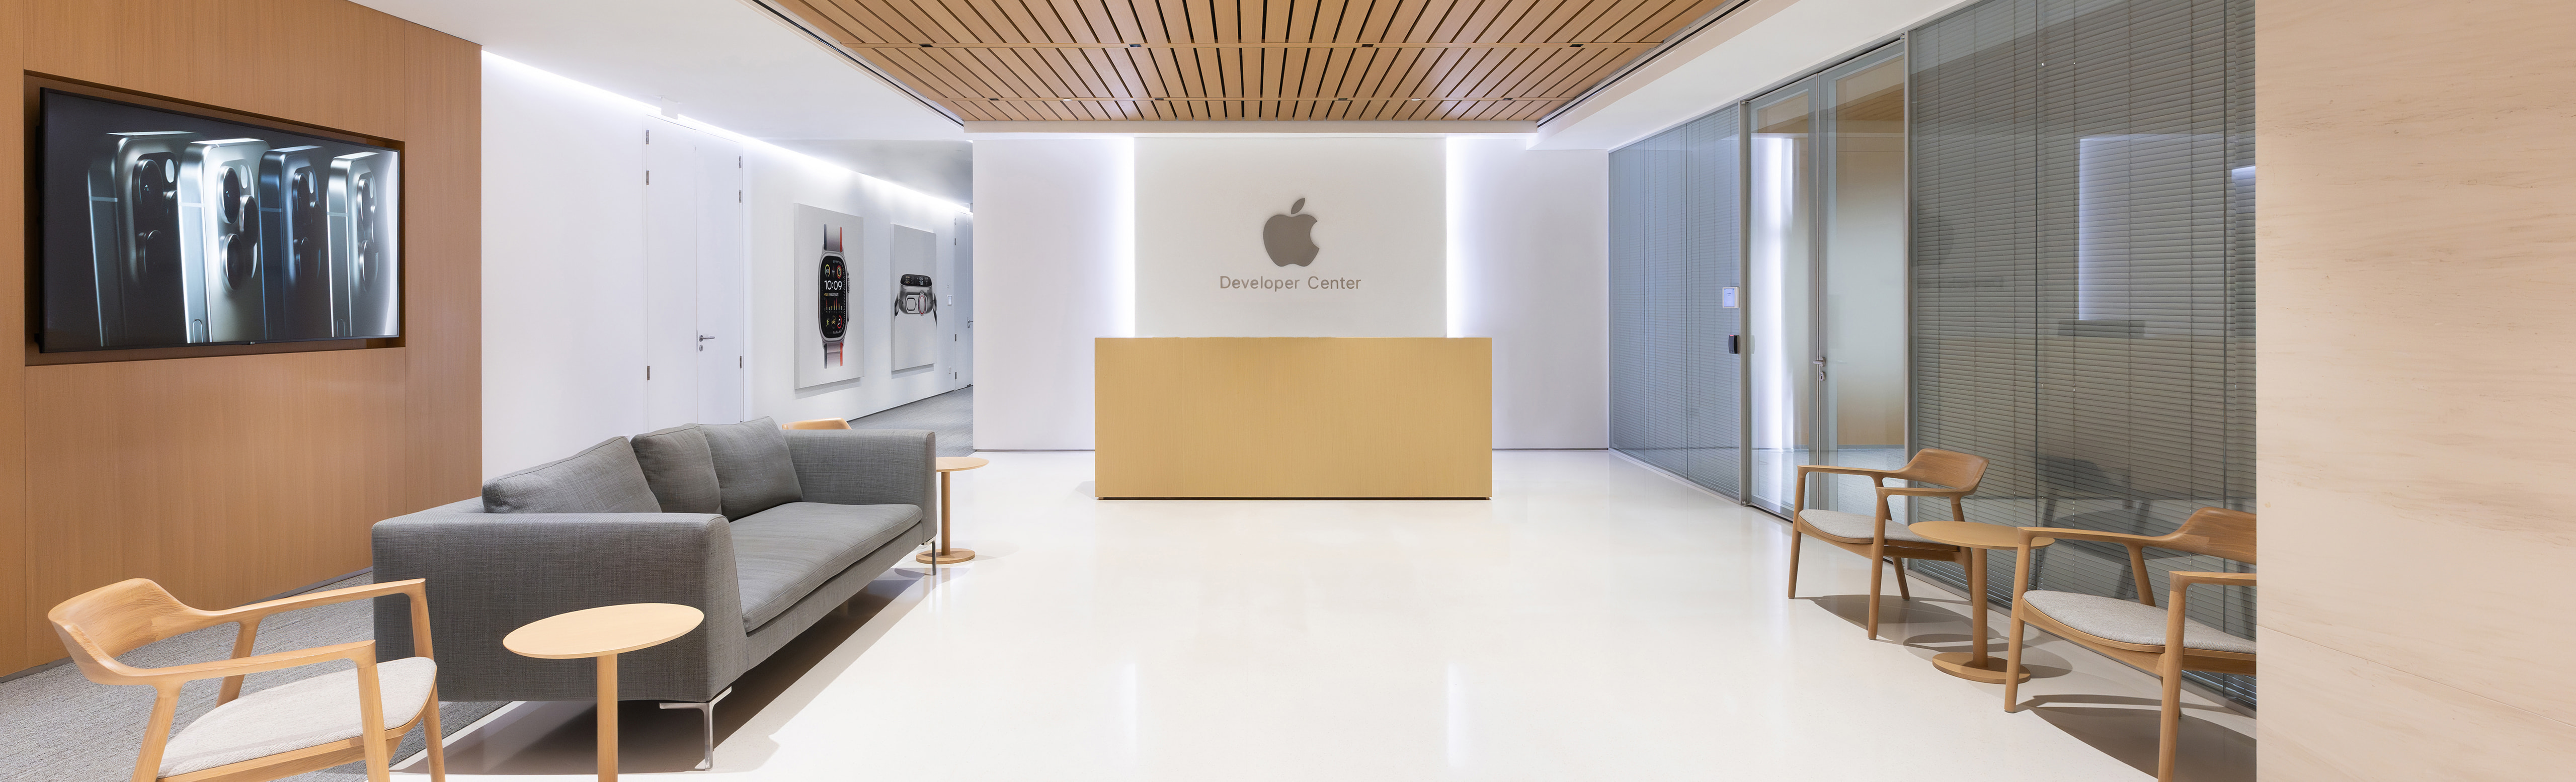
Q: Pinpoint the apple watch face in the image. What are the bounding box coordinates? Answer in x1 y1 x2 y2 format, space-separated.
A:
819 224 849 343
819 253 848 340
895 273 936 317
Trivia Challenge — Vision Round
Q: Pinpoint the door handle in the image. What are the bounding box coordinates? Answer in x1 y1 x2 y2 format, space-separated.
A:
698 335 717 341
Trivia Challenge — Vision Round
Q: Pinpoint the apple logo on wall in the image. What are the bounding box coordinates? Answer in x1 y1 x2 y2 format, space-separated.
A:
1263 198 1319 267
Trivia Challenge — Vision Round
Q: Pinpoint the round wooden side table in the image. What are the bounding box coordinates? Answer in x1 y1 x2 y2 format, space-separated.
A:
503 603 704 781
917 456 989 564
1906 521 2054 684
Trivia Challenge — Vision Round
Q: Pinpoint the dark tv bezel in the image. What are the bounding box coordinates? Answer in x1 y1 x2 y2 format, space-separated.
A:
24 76 408 365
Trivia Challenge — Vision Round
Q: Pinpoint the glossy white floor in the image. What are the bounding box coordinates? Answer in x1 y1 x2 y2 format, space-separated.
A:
403 451 2252 781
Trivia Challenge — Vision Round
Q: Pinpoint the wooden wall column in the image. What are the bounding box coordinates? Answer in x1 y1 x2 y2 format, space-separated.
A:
0 0 480 677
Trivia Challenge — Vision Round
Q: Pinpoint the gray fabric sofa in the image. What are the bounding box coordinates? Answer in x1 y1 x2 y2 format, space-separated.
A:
370 418 935 704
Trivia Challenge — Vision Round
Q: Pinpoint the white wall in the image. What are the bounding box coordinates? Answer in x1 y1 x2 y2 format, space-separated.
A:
1134 137 1445 337
482 56 651 477
972 139 1133 450
972 135 1606 450
746 147 971 427
483 54 972 476
1448 138 1609 449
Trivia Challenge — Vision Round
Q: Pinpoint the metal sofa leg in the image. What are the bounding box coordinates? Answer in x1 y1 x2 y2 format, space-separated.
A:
657 687 733 771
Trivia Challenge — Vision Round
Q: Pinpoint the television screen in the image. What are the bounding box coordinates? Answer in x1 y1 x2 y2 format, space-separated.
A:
38 89 400 352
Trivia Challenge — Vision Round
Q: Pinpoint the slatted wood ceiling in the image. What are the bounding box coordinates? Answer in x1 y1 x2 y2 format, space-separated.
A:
773 0 1733 121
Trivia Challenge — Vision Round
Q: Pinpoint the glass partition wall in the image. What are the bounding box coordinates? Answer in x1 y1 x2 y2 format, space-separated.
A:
1607 0 2255 707
1746 42 1912 516
1608 108 1744 496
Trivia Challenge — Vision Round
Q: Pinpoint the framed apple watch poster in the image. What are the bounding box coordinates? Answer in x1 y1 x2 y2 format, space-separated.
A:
888 224 940 372
793 204 865 389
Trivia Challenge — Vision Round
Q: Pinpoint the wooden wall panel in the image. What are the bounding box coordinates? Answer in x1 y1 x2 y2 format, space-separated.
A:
2257 0 2576 776
0 0 28 677
3 0 479 676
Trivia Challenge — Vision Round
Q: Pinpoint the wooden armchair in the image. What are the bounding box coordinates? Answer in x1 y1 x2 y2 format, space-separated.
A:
783 418 853 429
1785 448 1990 639
47 578 448 782
2002 507 2257 782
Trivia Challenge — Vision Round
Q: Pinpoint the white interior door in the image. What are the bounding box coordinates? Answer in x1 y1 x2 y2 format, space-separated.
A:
643 119 700 430
694 140 746 422
946 214 973 388
643 118 748 429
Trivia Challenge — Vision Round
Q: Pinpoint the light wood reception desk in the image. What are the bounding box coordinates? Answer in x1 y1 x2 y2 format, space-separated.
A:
1095 337 1492 498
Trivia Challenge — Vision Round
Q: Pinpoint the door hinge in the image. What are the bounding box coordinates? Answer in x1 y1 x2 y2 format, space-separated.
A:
646 366 652 380
646 170 651 185
645 129 651 143
739 356 744 368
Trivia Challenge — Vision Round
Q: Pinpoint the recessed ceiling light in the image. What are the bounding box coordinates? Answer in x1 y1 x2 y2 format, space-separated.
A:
1409 98 1421 102
1061 98 1072 102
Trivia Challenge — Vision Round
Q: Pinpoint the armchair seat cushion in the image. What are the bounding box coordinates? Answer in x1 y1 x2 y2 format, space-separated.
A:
1799 509 1939 544
160 656 439 777
2021 590 2257 654
732 502 922 631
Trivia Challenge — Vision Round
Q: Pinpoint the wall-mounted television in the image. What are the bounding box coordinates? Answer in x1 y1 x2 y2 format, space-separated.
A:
37 89 400 353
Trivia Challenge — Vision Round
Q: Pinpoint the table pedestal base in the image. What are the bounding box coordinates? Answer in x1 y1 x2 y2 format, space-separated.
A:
916 548 977 564
1932 652 2032 683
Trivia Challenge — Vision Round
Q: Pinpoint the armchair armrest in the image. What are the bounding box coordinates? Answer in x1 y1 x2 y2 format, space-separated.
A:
2166 571 2256 652
1877 486 1969 497
785 428 936 512
133 641 379 686
2015 526 2160 548
207 579 429 703
1796 465 1896 479
2168 571 2256 588
370 506 745 703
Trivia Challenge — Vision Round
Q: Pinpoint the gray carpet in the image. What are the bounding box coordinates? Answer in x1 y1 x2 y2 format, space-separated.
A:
0 574 504 780
849 386 974 456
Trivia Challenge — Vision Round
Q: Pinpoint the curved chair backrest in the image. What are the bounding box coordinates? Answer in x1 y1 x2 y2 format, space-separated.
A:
783 418 853 430
48 579 224 685
1891 448 1990 493
2160 506 2257 564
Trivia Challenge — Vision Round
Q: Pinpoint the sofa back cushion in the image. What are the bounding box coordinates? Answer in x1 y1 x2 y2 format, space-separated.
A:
630 425 723 515
482 438 662 514
699 417 804 519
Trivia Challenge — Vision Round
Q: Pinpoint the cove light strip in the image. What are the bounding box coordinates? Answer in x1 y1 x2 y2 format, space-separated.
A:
481 52 971 215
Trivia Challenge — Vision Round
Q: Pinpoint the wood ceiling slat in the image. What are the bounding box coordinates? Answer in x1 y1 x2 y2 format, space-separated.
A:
1578 0 1690 41
991 0 1056 42
1324 0 1370 41
791 0 1734 122
1474 45 1570 98
1455 0 1545 44
1544 0 1644 41
915 0 1003 41
779 0 883 43
1504 0 1597 42
1014 0 1081 43
1038 48 1113 98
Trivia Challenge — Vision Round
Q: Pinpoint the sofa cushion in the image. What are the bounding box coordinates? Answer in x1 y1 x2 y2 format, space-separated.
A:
482 438 661 514
631 425 723 515
730 502 921 631
700 418 804 519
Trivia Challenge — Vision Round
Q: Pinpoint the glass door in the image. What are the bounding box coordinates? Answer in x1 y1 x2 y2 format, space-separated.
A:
1746 41 1910 516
